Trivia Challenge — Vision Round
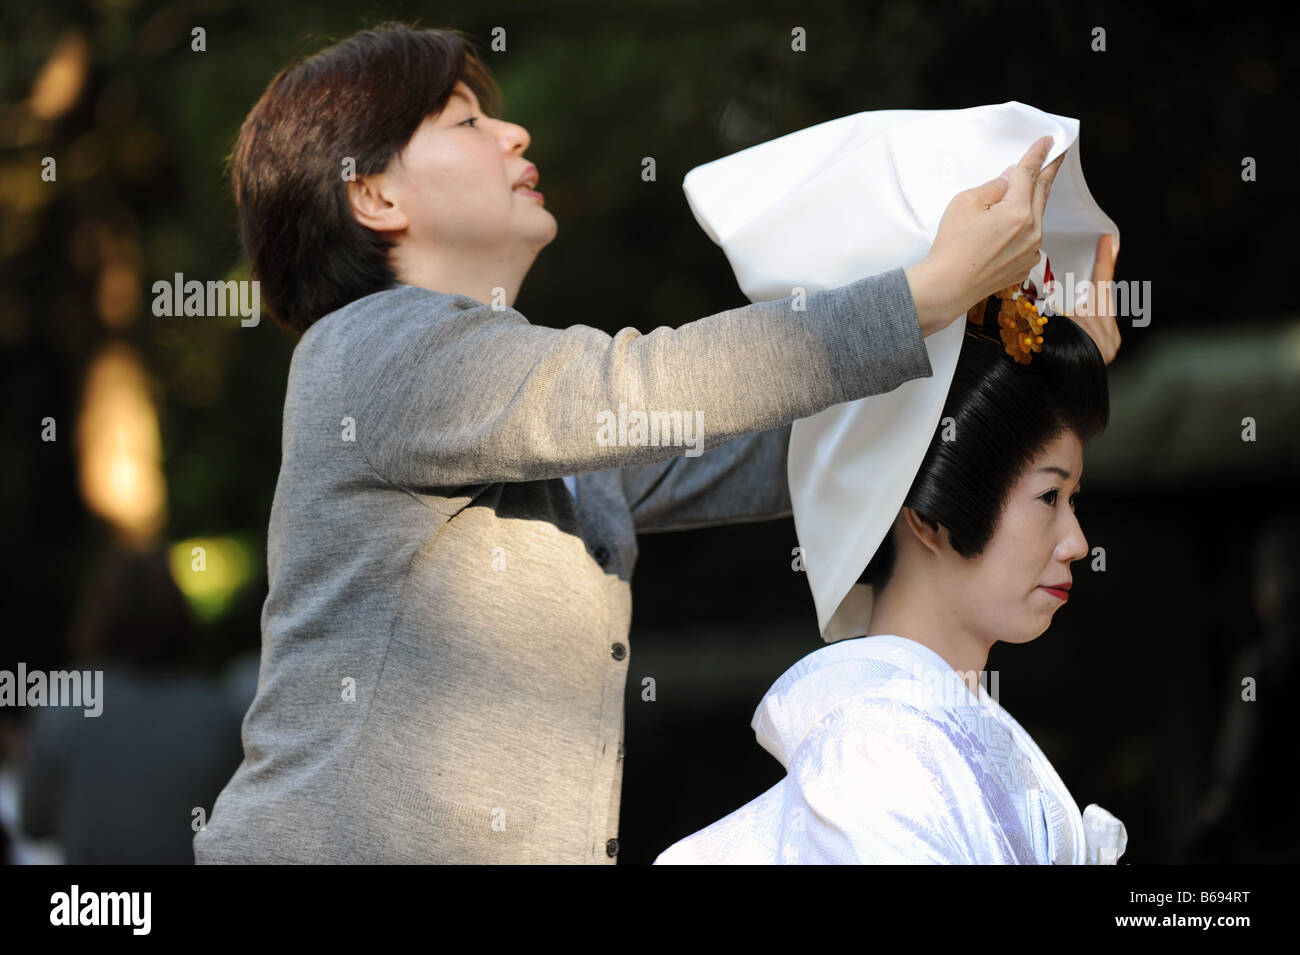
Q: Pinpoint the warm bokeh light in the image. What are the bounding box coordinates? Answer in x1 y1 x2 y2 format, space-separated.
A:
75 341 167 540
27 29 90 120
95 227 143 328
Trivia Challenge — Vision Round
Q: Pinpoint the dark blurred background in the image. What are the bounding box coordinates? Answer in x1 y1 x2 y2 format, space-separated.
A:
1 0 1296 864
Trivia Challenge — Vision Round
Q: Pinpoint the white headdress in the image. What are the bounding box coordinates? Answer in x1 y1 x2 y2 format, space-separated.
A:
682 102 1118 641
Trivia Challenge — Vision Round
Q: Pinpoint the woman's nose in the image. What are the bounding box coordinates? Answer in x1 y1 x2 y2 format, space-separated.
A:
496 118 530 154
1060 517 1088 562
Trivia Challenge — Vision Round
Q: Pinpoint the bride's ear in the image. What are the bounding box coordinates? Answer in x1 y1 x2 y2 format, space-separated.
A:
899 506 946 557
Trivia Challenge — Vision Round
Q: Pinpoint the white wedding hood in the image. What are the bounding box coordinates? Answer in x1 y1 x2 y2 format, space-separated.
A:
682 102 1119 641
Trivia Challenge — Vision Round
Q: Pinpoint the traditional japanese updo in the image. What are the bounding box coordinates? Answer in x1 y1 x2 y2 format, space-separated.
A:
857 311 1110 591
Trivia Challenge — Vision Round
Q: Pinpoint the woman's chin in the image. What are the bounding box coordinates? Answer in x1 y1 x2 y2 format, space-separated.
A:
1001 621 1049 645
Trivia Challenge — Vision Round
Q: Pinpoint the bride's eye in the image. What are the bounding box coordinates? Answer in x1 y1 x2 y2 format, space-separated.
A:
1042 489 1081 510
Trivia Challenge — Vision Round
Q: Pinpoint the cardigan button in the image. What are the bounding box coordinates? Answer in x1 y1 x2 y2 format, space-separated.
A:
592 544 610 566
606 838 620 857
610 642 627 661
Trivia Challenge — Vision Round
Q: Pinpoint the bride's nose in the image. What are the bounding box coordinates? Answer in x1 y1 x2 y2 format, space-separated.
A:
1056 521 1088 563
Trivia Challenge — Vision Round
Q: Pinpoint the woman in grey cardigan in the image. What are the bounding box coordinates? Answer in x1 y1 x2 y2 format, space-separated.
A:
195 22 1068 863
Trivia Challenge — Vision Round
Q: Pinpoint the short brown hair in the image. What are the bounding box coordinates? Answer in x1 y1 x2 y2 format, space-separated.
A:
228 22 503 334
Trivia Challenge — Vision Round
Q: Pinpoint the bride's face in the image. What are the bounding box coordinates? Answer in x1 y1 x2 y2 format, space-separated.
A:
942 429 1089 645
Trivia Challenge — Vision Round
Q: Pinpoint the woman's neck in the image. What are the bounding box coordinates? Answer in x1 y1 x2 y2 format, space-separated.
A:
863 577 993 697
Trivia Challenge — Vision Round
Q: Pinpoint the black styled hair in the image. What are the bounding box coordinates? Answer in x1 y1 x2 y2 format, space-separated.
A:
858 313 1110 591
228 22 503 334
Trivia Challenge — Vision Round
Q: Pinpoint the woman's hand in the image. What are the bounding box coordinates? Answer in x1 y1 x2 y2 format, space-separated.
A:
1068 234 1122 365
906 135 1065 338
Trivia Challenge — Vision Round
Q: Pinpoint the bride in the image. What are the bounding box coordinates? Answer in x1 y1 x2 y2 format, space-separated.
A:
655 102 1129 865
655 285 1128 864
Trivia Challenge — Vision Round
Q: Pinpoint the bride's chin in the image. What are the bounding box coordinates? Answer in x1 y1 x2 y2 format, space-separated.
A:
1002 624 1048 645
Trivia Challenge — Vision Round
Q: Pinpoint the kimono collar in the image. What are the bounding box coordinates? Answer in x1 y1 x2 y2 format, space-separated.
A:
750 634 985 769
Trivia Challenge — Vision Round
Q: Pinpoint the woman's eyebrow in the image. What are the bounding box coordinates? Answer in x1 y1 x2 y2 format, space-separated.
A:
1036 465 1082 491
450 88 480 109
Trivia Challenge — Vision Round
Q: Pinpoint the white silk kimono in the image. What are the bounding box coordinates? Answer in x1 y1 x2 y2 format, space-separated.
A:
655 635 1128 864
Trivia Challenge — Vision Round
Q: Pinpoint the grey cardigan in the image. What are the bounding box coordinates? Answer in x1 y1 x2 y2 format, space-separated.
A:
193 269 932 863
